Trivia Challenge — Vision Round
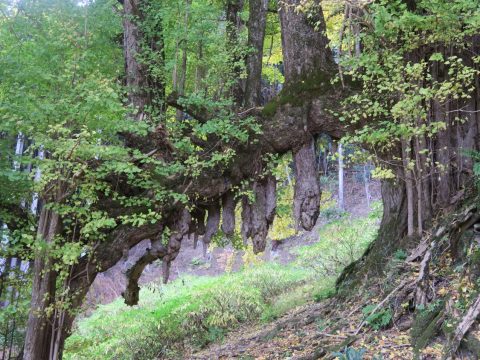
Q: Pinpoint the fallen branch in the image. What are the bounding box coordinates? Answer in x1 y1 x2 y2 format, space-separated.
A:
445 294 480 358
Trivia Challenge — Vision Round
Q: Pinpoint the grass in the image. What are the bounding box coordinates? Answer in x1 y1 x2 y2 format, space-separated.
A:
64 264 313 359
293 204 381 277
64 204 381 360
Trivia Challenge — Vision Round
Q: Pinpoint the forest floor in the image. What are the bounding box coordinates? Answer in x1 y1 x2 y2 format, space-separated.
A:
189 202 480 360
189 278 421 360
189 259 479 360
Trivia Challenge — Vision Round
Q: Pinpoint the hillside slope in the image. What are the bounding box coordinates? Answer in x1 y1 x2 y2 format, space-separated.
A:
193 200 480 359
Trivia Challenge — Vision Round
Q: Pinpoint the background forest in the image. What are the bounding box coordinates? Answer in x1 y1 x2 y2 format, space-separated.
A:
0 0 480 359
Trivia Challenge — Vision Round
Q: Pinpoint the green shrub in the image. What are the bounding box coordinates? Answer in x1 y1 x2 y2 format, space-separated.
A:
361 305 392 331
294 209 380 277
313 288 335 302
393 249 408 261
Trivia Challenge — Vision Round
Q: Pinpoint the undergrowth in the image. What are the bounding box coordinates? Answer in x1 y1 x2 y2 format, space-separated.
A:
64 205 381 359
65 264 314 359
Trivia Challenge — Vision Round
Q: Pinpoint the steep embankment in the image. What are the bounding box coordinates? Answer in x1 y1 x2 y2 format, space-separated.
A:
194 200 480 359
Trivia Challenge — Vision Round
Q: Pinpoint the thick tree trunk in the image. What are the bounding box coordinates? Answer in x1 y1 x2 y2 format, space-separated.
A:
24 207 62 360
277 0 335 231
244 0 268 108
123 0 165 118
337 174 409 287
226 0 245 106
278 0 334 82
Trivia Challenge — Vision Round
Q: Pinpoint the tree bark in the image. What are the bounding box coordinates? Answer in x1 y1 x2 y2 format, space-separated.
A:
244 0 268 108
221 191 236 237
338 143 344 211
278 0 334 83
293 137 321 231
202 203 220 257
23 207 62 360
175 0 191 121
226 0 245 106
241 175 276 253
402 138 415 237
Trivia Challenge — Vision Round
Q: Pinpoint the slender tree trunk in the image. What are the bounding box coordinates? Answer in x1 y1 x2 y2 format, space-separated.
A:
0 256 12 305
225 0 245 106
364 162 370 208
415 136 423 236
338 143 344 211
195 40 206 94
402 138 415 237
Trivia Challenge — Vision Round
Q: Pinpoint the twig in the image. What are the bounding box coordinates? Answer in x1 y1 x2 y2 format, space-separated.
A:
315 332 349 339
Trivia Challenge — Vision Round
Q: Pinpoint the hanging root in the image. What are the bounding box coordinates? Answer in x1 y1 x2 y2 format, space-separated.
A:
202 202 220 257
293 137 320 231
190 206 206 249
122 209 191 305
123 232 167 306
241 196 252 246
241 175 277 253
221 191 236 237
265 175 276 224
162 208 191 283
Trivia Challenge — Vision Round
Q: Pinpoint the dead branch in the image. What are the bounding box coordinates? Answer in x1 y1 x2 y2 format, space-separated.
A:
445 294 480 358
